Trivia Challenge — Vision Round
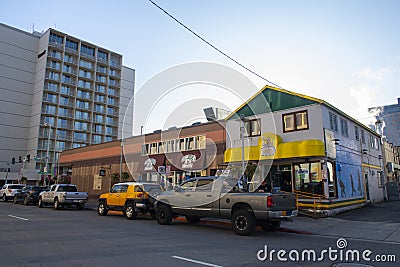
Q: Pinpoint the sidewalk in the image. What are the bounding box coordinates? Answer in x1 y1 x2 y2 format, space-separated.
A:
281 201 400 243
85 198 400 243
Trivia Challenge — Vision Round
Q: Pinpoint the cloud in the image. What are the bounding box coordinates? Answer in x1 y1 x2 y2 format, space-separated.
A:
356 67 392 82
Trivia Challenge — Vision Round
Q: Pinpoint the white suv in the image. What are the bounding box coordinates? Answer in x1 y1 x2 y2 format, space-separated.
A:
1 184 25 202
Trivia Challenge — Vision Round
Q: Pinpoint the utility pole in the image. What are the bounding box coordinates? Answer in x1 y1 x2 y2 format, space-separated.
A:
5 162 9 184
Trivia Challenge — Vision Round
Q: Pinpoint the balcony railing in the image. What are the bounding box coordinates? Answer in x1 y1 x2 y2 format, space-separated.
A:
58 111 73 118
76 93 92 100
62 78 76 86
109 71 121 78
43 84 58 93
76 103 91 110
94 118 104 123
106 130 118 136
63 68 77 76
65 47 78 54
97 57 108 64
57 135 72 141
49 53 62 60
105 120 118 126
95 87 106 94
108 81 121 87
74 125 90 131
48 41 64 50
80 53 96 61
59 100 74 107
64 57 78 65
45 73 60 82
92 128 104 134
43 96 58 104
46 62 61 71
110 61 122 69
75 115 91 121
41 108 57 115
73 137 88 143
58 123 73 129
96 67 107 74
60 89 75 97
107 100 119 106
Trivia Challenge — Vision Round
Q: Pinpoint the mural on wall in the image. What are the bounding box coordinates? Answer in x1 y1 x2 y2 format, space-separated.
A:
335 146 364 199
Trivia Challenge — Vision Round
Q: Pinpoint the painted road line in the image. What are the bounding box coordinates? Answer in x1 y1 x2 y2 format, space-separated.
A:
172 256 223 267
8 215 29 221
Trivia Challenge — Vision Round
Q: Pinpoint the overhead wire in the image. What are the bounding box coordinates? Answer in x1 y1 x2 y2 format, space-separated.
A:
147 0 281 88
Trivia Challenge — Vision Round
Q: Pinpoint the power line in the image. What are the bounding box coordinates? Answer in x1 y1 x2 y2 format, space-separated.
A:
148 0 281 88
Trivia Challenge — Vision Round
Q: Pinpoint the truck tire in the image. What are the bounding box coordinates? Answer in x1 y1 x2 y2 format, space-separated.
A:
124 203 137 220
185 215 201 224
38 197 44 208
97 201 108 216
54 199 60 210
232 210 256 236
156 204 173 225
259 220 281 231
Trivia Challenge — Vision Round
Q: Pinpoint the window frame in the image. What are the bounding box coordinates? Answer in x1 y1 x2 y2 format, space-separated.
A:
244 118 261 137
282 110 309 133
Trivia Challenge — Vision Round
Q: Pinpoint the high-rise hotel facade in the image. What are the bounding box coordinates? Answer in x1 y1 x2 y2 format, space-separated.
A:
0 23 135 184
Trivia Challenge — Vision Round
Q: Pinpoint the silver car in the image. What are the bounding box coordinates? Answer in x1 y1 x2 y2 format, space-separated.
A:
1 184 25 202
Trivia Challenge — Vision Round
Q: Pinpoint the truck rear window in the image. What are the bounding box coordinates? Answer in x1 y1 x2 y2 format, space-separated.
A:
58 186 77 192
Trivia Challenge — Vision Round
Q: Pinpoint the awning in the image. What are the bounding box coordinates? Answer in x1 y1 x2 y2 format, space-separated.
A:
224 137 325 162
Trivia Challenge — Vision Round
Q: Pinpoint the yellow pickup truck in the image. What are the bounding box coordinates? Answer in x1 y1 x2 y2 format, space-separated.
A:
98 182 163 220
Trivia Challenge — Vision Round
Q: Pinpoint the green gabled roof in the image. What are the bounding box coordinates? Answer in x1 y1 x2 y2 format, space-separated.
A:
226 85 324 120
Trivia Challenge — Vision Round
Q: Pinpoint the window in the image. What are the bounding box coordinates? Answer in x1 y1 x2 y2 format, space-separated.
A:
195 179 213 192
355 126 359 141
150 143 158 154
49 33 63 44
180 180 196 191
329 112 338 132
80 44 95 56
142 144 150 155
361 129 365 144
98 50 108 60
294 162 322 195
158 142 165 153
196 135 206 149
167 140 175 152
283 111 308 132
186 137 195 150
340 118 349 137
378 171 384 188
244 118 261 136
65 39 78 51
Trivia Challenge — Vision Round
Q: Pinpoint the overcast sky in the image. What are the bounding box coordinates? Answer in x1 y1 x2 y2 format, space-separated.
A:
1 0 399 131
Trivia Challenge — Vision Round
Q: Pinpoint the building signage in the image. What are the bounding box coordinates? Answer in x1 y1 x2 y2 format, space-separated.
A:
144 158 156 171
181 154 197 169
93 175 102 190
158 166 166 174
259 132 281 159
324 129 337 159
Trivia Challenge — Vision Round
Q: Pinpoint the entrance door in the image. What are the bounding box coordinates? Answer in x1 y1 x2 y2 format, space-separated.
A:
364 172 370 201
281 171 293 192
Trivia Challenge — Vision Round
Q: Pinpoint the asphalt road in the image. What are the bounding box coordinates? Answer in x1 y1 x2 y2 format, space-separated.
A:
0 202 398 267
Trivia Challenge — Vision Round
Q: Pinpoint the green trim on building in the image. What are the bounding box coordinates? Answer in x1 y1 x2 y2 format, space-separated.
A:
227 85 318 120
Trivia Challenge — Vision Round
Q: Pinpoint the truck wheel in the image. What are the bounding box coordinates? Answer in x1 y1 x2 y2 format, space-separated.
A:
97 202 108 216
24 197 29 206
156 204 173 225
124 203 137 220
232 210 256 236
38 198 44 208
259 220 281 231
185 215 201 223
54 199 60 210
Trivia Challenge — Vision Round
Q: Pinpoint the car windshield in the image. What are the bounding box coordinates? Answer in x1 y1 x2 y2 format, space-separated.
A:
9 185 24 189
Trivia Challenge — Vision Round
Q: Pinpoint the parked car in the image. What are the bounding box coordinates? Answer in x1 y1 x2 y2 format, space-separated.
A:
98 182 163 219
38 184 88 210
155 176 298 236
13 185 48 205
0 184 25 202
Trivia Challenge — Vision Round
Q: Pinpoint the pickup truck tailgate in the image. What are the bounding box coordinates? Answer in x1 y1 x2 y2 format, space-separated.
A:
270 192 297 211
66 192 87 200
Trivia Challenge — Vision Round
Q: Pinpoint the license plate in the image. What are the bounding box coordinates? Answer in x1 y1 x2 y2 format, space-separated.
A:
73 200 82 203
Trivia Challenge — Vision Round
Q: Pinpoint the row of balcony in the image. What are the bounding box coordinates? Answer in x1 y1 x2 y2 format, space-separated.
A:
48 41 122 69
46 75 121 89
43 96 120 107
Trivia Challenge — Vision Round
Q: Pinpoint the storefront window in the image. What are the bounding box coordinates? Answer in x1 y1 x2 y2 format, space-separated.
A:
294 162 322 195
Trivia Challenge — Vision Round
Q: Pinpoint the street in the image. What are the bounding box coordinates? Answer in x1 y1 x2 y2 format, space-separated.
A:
0 202 399 267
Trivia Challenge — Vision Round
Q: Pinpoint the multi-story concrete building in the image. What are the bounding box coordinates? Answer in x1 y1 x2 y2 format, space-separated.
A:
0 23 135 184
369 97 400 146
